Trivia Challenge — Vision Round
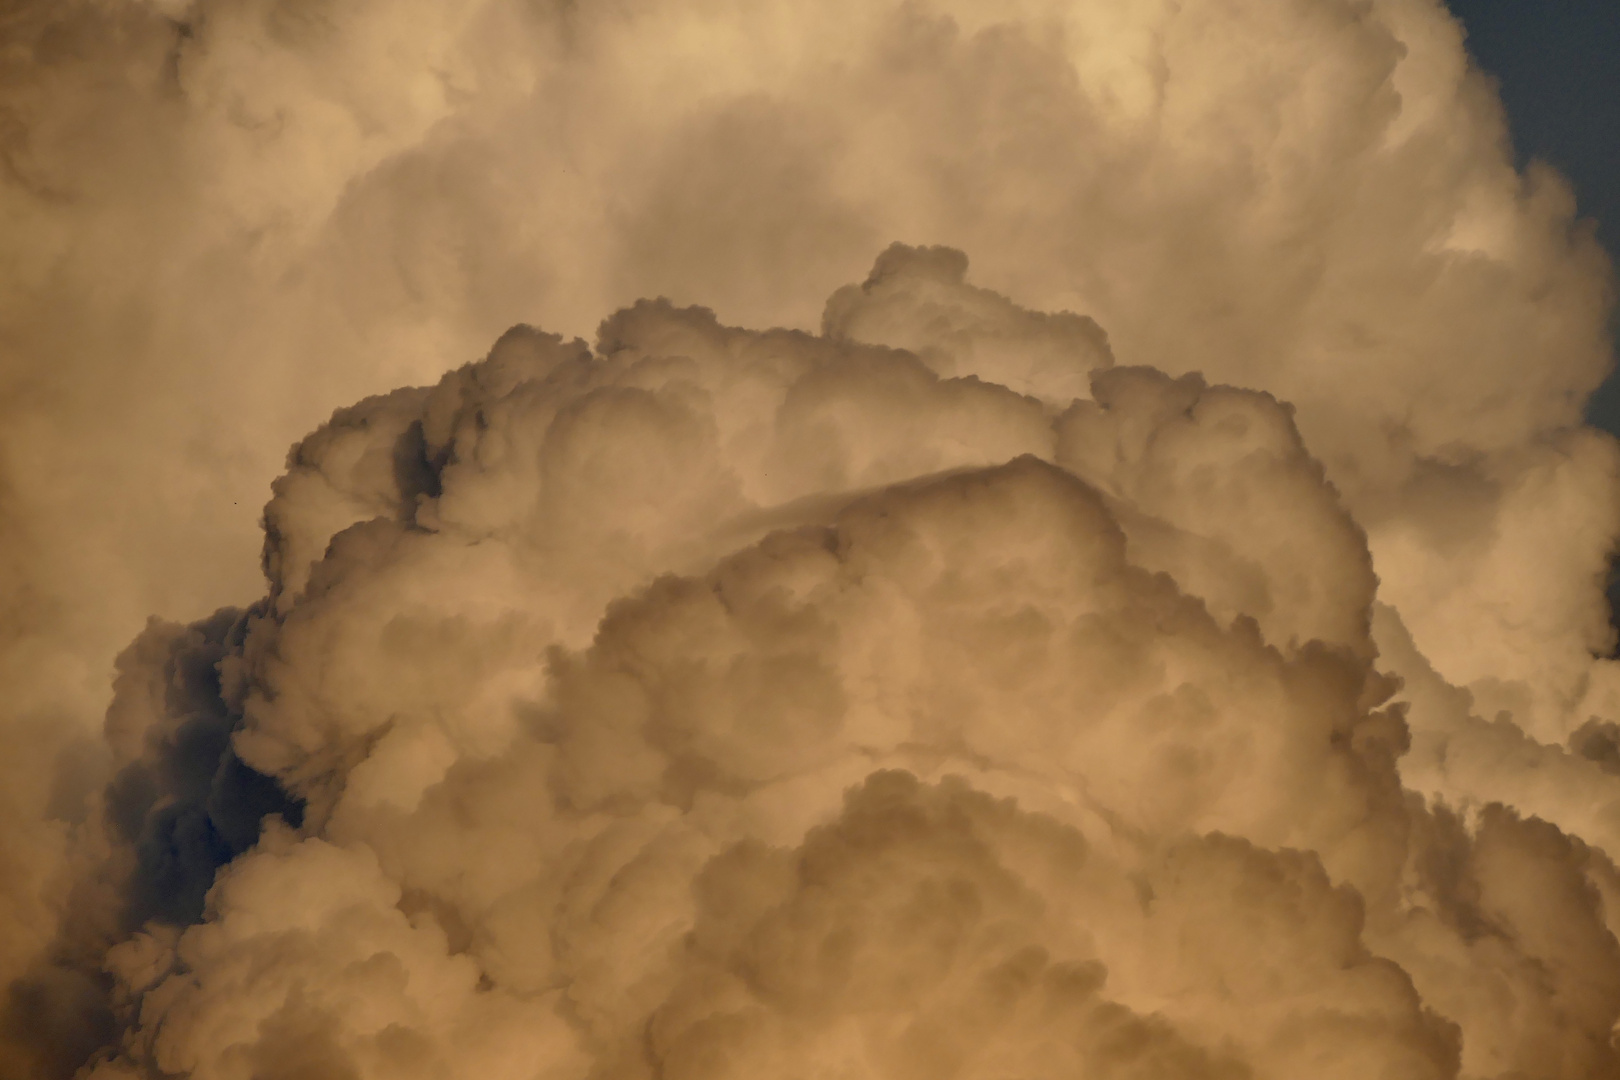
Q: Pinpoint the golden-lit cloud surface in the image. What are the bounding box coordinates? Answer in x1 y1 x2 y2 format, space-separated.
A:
2 1 1618 1078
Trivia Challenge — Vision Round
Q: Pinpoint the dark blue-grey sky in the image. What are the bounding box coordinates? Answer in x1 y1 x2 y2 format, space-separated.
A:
1446 0 1620 431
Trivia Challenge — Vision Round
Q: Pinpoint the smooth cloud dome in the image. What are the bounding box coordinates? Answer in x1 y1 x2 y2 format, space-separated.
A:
2 1 1620 1079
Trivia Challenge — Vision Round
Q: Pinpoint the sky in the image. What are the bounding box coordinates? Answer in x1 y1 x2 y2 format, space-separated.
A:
1446 0 1620 429
6 2 1620 1078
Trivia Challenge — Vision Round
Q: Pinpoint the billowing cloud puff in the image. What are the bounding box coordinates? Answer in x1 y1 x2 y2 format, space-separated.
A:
3 1 1620 1078
5 247 1605 1080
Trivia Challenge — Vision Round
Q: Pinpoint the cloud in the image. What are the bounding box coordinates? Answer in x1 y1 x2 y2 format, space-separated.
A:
8 248 1603 1078
1 0 1618 1077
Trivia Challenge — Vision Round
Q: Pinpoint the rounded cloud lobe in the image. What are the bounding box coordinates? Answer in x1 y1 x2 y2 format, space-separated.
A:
2 1 1620 1079
17 245 1615 1080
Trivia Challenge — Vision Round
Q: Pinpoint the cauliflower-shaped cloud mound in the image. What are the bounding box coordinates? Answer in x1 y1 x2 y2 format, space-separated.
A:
59 248 1620 1080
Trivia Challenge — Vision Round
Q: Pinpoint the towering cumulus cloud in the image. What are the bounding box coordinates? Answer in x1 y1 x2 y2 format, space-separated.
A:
3 0 1620 1078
